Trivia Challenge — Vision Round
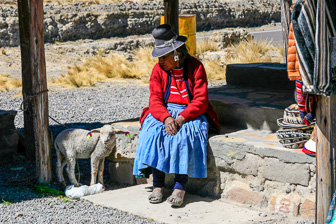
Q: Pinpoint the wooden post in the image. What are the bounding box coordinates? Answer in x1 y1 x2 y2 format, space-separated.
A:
18 0 52 183
316 95 336 222
280 0 292 63
164 0 179 34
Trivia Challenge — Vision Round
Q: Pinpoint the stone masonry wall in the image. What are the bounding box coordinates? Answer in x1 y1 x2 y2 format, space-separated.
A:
108 121 315 219
0 0 281 47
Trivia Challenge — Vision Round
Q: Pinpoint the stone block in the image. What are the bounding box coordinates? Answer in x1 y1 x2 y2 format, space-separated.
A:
233 153 259 176
225 187 267 208
108 161 135 185
107 121 140 162
300 199 315 219
269 196 299 216
0 110 18 158
260 157 310 186
215 153 259 176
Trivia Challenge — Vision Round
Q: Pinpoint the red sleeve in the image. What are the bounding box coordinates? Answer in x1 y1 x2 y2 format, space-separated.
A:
179 61 209 121
149 64 172 123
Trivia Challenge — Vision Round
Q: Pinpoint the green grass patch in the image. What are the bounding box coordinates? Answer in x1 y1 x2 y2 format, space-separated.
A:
1 199 13 205
34 185 65 197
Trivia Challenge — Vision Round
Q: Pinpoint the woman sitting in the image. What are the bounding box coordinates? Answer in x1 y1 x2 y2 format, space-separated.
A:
133 24 220 207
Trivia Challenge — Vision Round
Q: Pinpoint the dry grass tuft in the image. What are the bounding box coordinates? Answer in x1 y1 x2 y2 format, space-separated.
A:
196 38 219 56
50 53 140 88
1 47 7 55
133 46 157 81
203 38 283 82
0 73 22 92
226 38 282 64
50 39 283 87
203 59 226 81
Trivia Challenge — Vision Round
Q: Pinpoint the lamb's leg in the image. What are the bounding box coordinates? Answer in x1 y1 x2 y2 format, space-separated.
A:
98 158 105 188
90 156 99 186
56 147 67 187
66 157 79 187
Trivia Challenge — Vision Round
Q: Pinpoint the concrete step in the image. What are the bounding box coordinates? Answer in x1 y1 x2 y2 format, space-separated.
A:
208 85 295 131
226 63 294 91
82 184 292 224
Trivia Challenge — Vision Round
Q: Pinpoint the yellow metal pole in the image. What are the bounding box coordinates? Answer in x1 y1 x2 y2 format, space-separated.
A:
161 14 196 57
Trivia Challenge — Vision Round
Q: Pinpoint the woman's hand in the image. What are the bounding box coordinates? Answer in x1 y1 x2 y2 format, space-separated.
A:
175 115 186 129
164 116 179 136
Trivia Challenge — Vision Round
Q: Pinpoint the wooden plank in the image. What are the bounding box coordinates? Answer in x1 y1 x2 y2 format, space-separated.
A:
316 95 336 223
280 0 292 63
18 0 52 183
164 0 179 34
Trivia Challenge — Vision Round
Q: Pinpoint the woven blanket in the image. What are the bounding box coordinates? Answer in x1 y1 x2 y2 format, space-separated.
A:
292 0 336 95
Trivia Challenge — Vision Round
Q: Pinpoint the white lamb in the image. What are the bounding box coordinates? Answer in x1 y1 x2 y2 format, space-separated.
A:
55 125 127 188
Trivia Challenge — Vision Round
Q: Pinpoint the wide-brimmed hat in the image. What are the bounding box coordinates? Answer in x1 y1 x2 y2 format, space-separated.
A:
277 104 315 128
151 24 187 58
276 127 313 149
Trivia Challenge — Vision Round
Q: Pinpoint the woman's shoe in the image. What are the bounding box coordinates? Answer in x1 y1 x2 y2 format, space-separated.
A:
167 194 184 207
148 188 164 203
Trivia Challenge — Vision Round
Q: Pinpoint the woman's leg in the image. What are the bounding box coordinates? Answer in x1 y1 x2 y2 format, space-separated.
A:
152 168 165 188
174 174 188 191
149 168 165 203
167 174 188 206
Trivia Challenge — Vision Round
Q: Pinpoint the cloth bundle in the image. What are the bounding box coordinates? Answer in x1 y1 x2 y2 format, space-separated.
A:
295 80 316 126
292 0 336 95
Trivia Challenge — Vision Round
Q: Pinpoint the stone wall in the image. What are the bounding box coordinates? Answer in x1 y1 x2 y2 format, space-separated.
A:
0 0 281 47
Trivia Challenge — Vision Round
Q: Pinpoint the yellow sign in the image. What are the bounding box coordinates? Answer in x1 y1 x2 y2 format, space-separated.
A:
160 14 196 57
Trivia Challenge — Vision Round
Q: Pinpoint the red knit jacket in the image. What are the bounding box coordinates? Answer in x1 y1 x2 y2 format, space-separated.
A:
139 57 220 131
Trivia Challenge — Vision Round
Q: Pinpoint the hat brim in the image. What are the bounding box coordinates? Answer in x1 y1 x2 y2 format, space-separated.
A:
152 36 188 58
277 118 315 128
304 139 316 153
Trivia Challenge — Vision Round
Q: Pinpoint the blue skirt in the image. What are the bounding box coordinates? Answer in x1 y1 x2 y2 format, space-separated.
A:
133 103 209 178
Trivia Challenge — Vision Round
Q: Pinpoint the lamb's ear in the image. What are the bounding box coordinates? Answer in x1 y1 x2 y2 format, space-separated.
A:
114 130 127 134
91 128 101 133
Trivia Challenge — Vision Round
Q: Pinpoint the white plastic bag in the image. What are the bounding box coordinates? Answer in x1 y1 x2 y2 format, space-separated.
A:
65 183 104 199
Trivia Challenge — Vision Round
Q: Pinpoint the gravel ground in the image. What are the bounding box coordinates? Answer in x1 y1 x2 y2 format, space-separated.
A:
0 80 163 224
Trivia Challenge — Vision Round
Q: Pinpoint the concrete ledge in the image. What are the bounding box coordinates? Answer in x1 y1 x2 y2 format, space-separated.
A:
208 85 295 131
109 121 315 218
226 63 295 91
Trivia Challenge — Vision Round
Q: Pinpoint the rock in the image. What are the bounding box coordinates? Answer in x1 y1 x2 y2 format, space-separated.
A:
269 196 299 216
226 187 268 208
300 199 315 219
210 29 252 49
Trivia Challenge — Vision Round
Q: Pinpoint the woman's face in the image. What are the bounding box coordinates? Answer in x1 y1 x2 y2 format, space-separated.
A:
158 52 180 71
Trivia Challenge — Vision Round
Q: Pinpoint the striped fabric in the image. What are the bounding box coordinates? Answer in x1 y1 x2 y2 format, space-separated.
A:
292 0 336 95
296 80 316 126
296 80 307 118
167 67 189 105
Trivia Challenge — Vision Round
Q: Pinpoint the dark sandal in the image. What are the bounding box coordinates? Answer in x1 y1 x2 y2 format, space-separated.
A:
167 194 184 207
148 192 163 204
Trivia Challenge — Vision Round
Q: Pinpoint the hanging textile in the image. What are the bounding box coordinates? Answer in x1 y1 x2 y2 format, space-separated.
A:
292 0 336 95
